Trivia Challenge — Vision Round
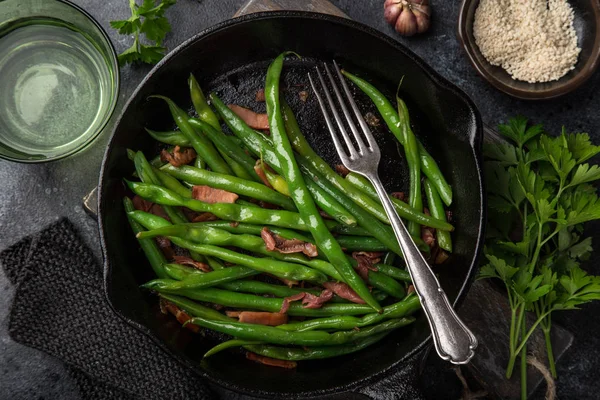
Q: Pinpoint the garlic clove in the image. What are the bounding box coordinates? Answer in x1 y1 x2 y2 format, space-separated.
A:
413 8 430 34
384 1 403 25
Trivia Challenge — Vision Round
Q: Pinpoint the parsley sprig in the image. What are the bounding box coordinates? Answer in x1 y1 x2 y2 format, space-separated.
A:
482 116 600 398
110 0 177 66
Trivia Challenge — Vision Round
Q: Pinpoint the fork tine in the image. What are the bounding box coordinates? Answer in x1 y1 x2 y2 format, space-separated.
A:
314 66 359 159
324 63 368 154
333 60 378 150
308 72 351 163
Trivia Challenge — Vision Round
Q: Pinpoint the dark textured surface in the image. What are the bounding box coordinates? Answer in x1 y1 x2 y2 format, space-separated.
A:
0 0 599 399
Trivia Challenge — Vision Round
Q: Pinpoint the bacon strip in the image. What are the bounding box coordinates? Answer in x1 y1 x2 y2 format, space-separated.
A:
422 226 436 248
246 352 297 369
132 195 170 220
352 251 380 281
261 227 318 258
160 145 196 167
302 289 333 309
238 311 288 326
255 88 266 102
172 255 211 272
155 236 174 259
279 293 306 314
322 282 366 304
192 185 239 204
160 299 199 333
228 104 269 130
335 164 350 177
391 192 406 202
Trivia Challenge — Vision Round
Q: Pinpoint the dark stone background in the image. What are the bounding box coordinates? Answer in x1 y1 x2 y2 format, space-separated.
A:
1 1 599 399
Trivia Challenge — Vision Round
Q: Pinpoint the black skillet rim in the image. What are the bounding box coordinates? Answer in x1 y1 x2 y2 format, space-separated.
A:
98 10 486 398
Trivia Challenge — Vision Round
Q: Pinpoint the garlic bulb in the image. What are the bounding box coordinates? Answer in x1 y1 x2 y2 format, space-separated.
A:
384 0 431 36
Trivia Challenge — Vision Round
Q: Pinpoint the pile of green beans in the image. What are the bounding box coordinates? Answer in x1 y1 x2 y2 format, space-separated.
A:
124 55 454 366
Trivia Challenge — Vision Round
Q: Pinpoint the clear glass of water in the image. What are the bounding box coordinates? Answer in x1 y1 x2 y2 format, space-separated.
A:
0 0 119 162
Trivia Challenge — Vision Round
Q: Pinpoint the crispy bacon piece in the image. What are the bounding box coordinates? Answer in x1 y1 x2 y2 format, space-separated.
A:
160 299 199 333
254 160 274 188
302 289 334 309
323 282 366 304
335 164 350 177
181 207 200 221
238 311 288 326
246 352 297 369
192 185 239 204
255 88 266 102
298 90 309 102
279 293 306 314
261 227 318 258
422 226 436 248
225 311 242 318
160 145 196 167
230 221 240 228
319 210 333 220
228 104 269 130
268 274 299 288
435 249 450 265
172 255 211 272
155 236 174 259
351 251 380 281
446 210 453 222
391 192 406 202
407 285 415 295
132 195 153 212
191 212 218 222
364 112 380 127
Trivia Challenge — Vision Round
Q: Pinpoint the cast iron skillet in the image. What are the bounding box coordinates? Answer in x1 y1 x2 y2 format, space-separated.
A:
99 11 485 398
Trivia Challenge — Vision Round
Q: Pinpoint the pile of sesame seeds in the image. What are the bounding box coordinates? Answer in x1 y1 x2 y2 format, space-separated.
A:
473 0 581 83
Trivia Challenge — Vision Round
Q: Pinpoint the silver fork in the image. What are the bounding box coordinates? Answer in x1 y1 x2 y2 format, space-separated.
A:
308 62 478 365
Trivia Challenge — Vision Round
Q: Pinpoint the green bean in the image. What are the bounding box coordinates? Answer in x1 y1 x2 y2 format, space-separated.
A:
123 197 168 278
266 53 379 311
374 263 411 282
210 93 357 227
128 212 328 283
218 280 322 298
152 166 192 198
160 164 296 211
133 151 188 224
194 153 206 169
423 179 452 252
145 266 259 290
206 256 226 271
145 128 190 146
222 151 255 180
345 172 442 235
190 221 313 244
299 162 402 257
151 286 377 316
383 251 397 266
396 94 423 237
341 70 452 206
257 159 290 196
187 317 411 346
127 181 309 231
335 235 387 251
364 270 405 298
150 95 232 175
189 74 220 130
159 293 233 322
205 340 261 358
277 296 420 331
244 332 390 360
164 263 201 280
325 222 372 236
189 118 261 182
135 221 341 281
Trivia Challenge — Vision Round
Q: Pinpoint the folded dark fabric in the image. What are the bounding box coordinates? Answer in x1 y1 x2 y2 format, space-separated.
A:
0 218 214 400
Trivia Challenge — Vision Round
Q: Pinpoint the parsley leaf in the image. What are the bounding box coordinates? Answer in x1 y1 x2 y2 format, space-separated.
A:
111 0 176 66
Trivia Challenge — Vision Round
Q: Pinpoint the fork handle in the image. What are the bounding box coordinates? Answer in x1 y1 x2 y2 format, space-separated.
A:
367 174 477 364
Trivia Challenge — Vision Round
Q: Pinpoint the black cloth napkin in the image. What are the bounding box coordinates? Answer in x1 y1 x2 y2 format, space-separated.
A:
0 218 214 400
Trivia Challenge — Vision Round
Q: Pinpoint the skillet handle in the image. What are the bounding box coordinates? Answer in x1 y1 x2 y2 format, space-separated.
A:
82 187 99 220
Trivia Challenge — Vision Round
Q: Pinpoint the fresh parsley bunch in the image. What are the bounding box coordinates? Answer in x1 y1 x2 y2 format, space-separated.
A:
110 0 177 66
482 116 600 398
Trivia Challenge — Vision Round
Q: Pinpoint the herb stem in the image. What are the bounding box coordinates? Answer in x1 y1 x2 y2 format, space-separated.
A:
520 318 527 400
542 315 557 378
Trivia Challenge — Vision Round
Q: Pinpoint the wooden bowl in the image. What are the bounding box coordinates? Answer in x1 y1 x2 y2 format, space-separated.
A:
458 0 600 100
